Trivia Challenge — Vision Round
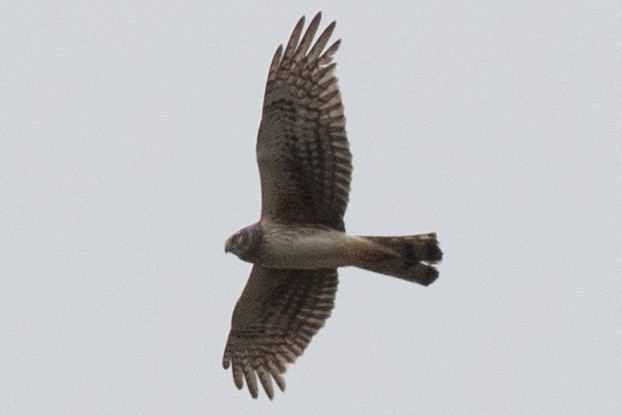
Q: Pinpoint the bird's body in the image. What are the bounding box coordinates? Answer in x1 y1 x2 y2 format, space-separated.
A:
250 220 372 269
226 219 440 280
223 12 442 399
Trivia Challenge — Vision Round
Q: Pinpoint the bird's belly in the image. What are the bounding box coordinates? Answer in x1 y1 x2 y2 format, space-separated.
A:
260 226 355 269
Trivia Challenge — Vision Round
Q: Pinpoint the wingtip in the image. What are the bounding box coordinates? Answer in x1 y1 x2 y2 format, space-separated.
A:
297 14 306 25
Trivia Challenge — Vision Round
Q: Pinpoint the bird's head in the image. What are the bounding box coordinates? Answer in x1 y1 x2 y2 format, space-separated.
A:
224 224 261 262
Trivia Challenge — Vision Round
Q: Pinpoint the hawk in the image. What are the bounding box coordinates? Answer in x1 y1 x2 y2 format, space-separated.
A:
223 12 442 399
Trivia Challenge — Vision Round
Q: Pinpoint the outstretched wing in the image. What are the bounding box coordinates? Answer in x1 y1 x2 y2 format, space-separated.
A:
256 12 352 231
223 265 338 399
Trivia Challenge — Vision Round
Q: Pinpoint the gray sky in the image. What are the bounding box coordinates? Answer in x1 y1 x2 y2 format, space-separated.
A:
2 1 621 413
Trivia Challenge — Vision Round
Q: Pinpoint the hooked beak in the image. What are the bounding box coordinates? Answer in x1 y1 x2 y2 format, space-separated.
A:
224 238 232 253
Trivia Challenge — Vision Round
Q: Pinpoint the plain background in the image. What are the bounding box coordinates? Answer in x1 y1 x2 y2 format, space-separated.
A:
2 1 621 413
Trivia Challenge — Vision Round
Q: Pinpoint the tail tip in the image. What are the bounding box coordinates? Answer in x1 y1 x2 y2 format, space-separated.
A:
424 241 443 263
419 266 439 286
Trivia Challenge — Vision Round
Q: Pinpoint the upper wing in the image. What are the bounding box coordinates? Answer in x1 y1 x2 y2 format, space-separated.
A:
256 12 352 231
222 265 338 399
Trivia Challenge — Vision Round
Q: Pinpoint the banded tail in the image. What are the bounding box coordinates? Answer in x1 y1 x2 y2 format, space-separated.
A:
357 233 442 286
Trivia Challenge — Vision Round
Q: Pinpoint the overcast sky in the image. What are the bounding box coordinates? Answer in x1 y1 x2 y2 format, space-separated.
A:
2 1 621 414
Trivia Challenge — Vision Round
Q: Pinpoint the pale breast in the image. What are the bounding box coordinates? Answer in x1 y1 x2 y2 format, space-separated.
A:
258 221 355 269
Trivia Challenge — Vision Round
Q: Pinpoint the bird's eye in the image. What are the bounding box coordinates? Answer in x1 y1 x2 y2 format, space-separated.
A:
235 232 246 245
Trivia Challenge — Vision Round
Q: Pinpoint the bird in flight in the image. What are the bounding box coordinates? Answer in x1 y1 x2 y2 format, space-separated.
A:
223 12 442 399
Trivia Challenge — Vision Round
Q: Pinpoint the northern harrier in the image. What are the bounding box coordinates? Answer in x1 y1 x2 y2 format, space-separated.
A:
223 12 442 399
